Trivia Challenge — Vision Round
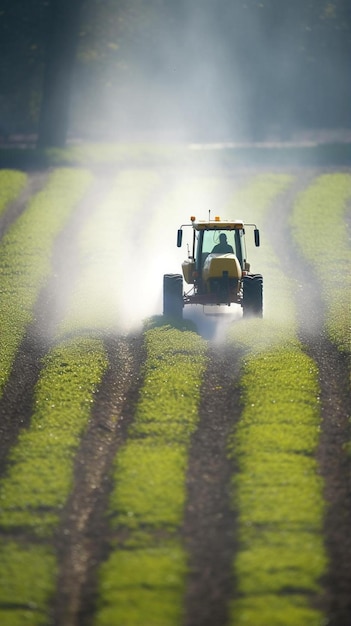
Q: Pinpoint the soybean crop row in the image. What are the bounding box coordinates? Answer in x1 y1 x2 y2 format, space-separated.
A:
0 169 27 218
0 168 93 395
290 172 351 353
0 168 163 625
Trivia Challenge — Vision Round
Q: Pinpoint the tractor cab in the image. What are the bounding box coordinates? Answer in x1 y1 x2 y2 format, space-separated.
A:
163 215 263 319
194 221 246 274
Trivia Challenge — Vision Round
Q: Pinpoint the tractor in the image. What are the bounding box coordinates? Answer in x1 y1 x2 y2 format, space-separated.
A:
163 214 263 319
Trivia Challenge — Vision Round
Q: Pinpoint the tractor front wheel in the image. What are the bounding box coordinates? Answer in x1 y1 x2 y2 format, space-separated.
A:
242 274 263 318
163 274 183 319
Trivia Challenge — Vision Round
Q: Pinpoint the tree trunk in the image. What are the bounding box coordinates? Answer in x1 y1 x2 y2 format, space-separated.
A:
37 0 84 148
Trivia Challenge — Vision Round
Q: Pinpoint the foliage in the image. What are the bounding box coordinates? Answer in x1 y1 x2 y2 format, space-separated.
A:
97 543 187 626
225 173 327 625
96 325 207 626
0 170 27 217
0 540 56 626
2 0 350 140
227 327 327 626
0 337 108 535
0 168 93 395
290 173 351 352
0 165 348 625
0 336 108 624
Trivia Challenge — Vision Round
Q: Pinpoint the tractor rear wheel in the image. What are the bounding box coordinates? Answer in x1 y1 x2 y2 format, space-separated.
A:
163 274 183 319
242 274 263 318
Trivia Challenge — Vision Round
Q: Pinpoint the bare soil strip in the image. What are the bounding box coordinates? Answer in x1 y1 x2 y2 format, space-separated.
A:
182 344 242 626
53 334 145 626
311 340 351 626
268 173 351 626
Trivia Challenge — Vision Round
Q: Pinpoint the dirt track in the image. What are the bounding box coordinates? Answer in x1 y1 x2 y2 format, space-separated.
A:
0 169 350 626
182 346 242 626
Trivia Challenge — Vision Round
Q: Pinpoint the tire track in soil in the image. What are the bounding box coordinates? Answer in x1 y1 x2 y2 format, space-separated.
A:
267 171 351 626
53 334 145 626
0 332 46 477
182 344 242 626
312 342 351 626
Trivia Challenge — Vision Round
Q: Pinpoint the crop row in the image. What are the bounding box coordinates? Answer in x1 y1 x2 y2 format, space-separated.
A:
223 174 325 625
0 168 93 396
0 168 255 624
290 172 351 353
71 172 249 624
0 167 109 626
0 168 346 626
0 337 108 626
227 326 325 626
90 173 290 623
95 323 207 625
94 172 332 624
0 169 165 625
84 170 345 626
92 172 323 626
0 169 27 218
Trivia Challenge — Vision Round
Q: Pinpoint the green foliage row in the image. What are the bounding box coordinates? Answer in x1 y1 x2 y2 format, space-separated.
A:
0 168 165 625
0 168 93 395
0 167 116 625
95 325 207 626
0 169 27 217
0 168 167 625
289 173 351 352
0 169 338 626
226 329 326 626
93 170 263 626
0 337 109 625
0 541 56 626
0 337 108 536
225 174 327 625
94 173 304 626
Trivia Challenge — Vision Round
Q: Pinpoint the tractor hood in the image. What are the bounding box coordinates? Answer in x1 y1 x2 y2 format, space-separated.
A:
202 253 242 282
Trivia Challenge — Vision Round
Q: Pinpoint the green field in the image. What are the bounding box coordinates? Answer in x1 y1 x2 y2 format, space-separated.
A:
0 153 350 626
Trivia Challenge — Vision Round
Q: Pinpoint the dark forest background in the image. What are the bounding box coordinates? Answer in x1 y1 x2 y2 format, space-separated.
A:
0 0 350 147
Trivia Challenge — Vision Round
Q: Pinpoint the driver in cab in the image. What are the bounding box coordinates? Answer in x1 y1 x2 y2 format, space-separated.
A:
211 233 234 253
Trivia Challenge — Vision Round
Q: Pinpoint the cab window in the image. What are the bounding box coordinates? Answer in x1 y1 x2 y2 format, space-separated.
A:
202 230 236 254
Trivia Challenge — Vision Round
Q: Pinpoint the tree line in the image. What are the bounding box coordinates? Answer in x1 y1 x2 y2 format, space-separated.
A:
0 0 350 146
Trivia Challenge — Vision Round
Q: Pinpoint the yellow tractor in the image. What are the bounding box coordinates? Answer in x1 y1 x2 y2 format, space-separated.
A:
163 215 263 319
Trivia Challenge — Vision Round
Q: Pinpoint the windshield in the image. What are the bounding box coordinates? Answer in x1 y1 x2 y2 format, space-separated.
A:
196 229 245 271
202 230 236 254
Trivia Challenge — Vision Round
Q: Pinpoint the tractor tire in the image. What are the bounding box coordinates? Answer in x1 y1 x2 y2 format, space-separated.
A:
163 274 183 319
242 274 263 318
